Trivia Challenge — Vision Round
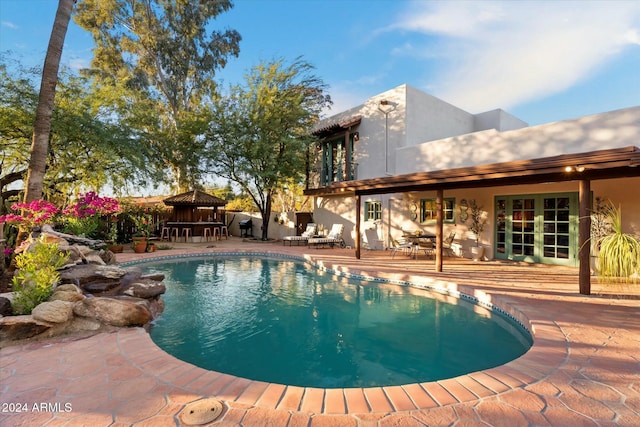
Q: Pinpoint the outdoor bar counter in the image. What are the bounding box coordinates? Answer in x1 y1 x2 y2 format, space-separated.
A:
166 222 225 240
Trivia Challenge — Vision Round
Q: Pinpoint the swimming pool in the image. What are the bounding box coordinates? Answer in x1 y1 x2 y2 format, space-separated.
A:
141 255 532 388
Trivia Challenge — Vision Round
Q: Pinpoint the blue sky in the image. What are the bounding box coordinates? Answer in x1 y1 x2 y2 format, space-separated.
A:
1 0 639 126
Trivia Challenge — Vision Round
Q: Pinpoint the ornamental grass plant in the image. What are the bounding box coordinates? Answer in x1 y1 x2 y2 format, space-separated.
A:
597 203 640 284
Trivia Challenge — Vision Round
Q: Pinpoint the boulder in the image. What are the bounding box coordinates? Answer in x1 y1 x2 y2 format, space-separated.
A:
73 297 151 327
0 296 12 316
32 300 74 324
0 315 51 341
59 264 129 286
123 279 166 299
50 284 85 303
83 281 123 295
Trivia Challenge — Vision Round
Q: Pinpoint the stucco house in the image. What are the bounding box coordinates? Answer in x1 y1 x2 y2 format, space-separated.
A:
304 84 640 273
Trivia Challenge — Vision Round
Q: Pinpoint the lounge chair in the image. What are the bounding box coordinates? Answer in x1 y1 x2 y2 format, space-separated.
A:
308 224 345 248
282 223 317 246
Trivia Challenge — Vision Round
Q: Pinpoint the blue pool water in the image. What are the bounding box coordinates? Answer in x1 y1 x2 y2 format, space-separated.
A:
142 256 531 388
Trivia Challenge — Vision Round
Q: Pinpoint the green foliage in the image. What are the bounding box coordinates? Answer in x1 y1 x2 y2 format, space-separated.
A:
74 0 241 191
11 239 70 314
597 203 640 284
206 57 331 239
0 57 162 201
61 216 100 238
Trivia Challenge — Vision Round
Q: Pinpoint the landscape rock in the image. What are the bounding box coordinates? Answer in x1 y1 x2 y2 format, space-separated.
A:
0 315 51 341
0 296 12 316
73 297 151 327
32 300 74 324
123 279 166 299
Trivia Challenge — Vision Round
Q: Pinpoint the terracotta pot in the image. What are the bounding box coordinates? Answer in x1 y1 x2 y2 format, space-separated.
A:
133 241 147 253
107 244 124 253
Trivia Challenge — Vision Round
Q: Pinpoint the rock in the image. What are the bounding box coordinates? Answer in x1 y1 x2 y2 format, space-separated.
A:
32 300 74 324
73 297 151 327
55 284 82 293
141 273 165 282
59 264 129 286
83 281 123 294
49 290 85 303
82 253 107 266
0 315 51 341
0 296 12 316
123 279 166 299
67 316 102 332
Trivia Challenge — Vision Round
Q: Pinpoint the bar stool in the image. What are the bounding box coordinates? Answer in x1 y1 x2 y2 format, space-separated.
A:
219 225 229 240
160 226 171 241
203 228 212 242
213 228 220 240
170 227 180 242
181 228 191 242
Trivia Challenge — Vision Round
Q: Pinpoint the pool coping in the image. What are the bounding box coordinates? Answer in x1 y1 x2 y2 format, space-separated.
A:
120 251 565 415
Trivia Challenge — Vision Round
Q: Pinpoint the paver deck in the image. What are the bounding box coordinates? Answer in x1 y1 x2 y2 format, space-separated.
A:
1 237 639 426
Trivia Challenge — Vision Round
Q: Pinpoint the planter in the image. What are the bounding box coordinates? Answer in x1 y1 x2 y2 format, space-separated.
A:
107 244 124 253
470 246 485 262
147 244 157 253
132 238 147 253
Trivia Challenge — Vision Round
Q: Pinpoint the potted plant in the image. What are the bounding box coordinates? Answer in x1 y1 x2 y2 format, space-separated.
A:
467 199 487 261
595 202 640 283
106 222 124 253
131 214 155 253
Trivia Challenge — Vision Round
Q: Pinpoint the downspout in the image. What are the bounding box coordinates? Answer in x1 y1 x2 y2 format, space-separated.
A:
378 100 396 175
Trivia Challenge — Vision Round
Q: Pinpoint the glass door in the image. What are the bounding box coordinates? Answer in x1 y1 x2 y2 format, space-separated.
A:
511 198 536 261
494 193 578 266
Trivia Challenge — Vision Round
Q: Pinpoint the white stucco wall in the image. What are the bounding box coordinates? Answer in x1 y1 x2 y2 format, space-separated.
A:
395 106 640 173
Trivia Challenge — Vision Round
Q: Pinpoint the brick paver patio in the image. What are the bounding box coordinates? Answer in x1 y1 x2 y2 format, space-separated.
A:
1 237 639 426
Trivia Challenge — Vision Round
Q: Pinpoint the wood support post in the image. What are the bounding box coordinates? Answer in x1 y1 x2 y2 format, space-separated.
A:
355 194 361 259
579 179 591 295
436 189 443 272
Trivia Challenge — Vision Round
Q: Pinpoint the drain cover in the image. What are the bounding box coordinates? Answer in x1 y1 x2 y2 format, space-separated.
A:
179 398 225 425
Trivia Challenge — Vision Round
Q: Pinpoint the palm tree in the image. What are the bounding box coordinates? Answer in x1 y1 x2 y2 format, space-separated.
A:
23 0 75 204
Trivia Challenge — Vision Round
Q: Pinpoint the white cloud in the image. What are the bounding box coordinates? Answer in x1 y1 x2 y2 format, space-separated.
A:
1 21 19 29
391 1 640 112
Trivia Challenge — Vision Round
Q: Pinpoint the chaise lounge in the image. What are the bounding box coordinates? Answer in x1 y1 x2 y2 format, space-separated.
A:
308 224 345 249
282 223 317 246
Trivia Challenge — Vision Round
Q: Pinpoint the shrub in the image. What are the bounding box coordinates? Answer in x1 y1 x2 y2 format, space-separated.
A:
597 203 640 284
11 238 70 315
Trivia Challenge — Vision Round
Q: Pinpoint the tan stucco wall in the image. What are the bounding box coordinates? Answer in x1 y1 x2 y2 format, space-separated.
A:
310 176 640 261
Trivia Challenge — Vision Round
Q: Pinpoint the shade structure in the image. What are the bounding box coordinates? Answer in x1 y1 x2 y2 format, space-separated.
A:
163 190 227 222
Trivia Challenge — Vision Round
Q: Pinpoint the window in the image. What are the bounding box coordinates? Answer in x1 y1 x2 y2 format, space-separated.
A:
420 198 455 222
320 133 356 186
365 201 382 221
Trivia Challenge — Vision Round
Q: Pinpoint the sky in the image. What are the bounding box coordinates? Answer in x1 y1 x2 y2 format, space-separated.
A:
1 0 639 127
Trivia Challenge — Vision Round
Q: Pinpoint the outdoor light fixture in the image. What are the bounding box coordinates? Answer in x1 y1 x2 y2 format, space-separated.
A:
564 165 586 173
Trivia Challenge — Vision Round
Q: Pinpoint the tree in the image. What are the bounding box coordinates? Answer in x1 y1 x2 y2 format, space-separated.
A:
206 58 331 240
1 59 160 207
23 0 75 204
74 0 241 192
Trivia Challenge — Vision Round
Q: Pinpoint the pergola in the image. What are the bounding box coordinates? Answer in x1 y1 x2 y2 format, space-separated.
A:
163 190 227 222
305 146 640 295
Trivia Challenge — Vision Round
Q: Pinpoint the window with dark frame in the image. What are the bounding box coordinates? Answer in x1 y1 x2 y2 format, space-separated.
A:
420 198 455 222
364 201 382 221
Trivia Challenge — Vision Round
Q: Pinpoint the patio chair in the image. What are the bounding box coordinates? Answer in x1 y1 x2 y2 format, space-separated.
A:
416 239 435 259
443 231 456 256
282 223 317 246
389 238 413 258
308 224 345 248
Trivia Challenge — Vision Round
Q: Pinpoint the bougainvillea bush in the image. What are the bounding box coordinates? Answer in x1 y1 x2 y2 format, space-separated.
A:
60 192 121 239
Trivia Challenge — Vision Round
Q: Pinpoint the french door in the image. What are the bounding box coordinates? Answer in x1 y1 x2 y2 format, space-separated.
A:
495 193 578 266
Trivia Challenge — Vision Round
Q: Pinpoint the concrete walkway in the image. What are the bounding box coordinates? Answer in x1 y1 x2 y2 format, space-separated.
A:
1 237 639 426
